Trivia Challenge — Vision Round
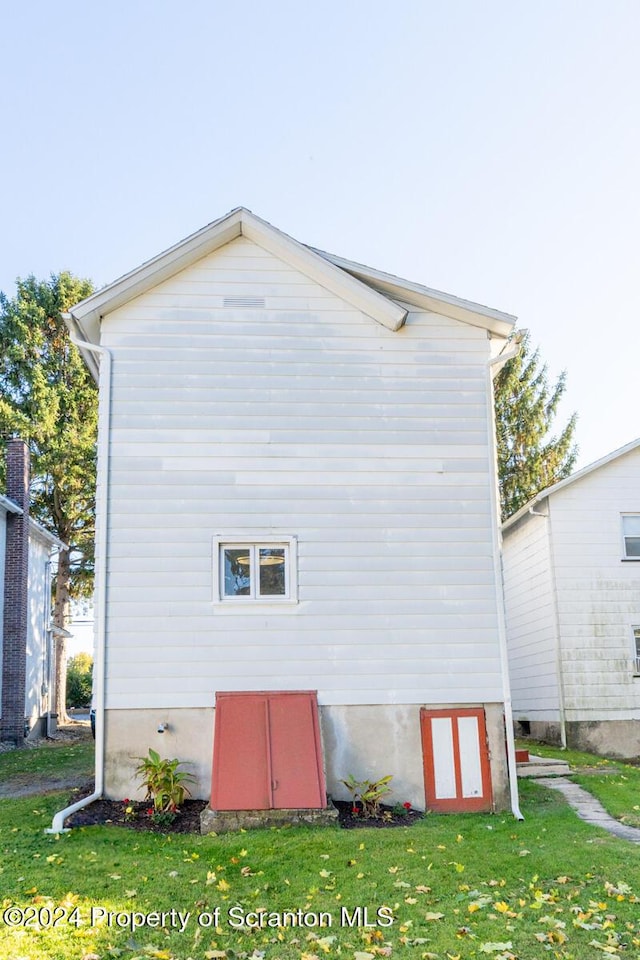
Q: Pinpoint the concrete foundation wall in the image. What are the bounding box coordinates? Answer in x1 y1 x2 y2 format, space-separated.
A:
103 702 511 812
565 720 640 759
515 719 563 747
515 718 640 760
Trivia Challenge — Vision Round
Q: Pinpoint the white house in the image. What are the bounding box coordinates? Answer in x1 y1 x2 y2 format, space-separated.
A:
502 438 640 757
1 439 62 742
60 208 521 824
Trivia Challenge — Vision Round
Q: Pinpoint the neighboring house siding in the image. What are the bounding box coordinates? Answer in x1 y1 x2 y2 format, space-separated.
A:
548 452 640 720
24 534 51 725
0 506 6 708
502 509 560 718
100 236 503 711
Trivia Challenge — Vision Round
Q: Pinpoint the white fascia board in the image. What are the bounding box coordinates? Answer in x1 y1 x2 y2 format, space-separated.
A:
242 214 407 331
63 312 101 384
310 247 516 338
0 494 64 547
502 436 640 533
68 208 246 344
28 518 66 550
0 493 22 516
68 208 407 342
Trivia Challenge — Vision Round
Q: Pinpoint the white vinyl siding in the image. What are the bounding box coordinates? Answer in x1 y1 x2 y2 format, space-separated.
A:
99 236 503 710
550 456 640 719
502 509 561 719
0 507 6 708
503 445 640 723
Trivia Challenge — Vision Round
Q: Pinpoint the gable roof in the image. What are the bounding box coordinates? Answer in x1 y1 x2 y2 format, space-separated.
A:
66 207 516 370
503 436 640 532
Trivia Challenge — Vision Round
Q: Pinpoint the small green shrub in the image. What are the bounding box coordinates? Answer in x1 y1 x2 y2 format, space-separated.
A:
134 748 195 812
340 773 393 818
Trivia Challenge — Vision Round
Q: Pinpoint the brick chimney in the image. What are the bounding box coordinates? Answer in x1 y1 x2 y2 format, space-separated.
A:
0 439 30 744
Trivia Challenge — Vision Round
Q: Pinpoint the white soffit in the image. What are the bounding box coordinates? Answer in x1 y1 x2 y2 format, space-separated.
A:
67 208 408 344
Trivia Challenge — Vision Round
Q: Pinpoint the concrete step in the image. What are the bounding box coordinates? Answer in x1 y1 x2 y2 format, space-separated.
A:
516 754 572 778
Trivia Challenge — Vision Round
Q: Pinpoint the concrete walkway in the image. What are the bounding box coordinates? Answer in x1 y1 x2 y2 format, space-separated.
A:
537 776 640 843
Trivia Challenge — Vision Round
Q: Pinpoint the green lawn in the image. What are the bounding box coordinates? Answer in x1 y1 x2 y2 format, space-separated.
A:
0 739 94 793
2 744 640 959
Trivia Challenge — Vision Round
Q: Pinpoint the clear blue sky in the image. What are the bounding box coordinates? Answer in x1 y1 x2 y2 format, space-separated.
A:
1 0 638 468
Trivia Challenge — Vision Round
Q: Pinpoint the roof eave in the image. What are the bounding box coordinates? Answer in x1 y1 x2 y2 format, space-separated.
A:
502 435 640 533
28 518 66 550
0 493 22 516
310 247 516 337
68 208 408 343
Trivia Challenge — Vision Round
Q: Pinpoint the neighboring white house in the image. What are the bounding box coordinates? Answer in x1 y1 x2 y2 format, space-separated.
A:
1 441 62 741
502 438 640 757
64 207 520 818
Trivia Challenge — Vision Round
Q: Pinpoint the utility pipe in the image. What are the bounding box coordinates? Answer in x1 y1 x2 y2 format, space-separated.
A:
489 344 524 820
46 323 111 833
529 505 567 748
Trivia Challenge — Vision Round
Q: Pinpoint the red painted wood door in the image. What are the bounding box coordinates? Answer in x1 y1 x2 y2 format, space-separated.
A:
420 707 493 812
211 691 326 810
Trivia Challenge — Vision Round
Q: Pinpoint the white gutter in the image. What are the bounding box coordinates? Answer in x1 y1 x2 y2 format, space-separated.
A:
46 322 111 833
488 346 524 820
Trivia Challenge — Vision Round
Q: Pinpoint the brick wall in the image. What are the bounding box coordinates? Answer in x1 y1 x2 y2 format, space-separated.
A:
0 439 30 743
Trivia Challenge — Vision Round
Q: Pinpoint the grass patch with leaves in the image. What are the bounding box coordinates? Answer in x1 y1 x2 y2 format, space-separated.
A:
571 764 640 830
0 739 94 795
2 778 640 960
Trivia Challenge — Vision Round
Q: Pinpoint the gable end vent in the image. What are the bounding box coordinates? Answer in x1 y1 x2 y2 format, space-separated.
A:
223 296 266 308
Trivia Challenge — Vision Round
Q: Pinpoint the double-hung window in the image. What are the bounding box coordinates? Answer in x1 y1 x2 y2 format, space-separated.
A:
634 628 640 676
621 514 640 559
214 536 297 603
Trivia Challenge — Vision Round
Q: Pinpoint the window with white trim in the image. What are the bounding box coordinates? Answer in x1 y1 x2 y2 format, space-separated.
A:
634 628 640 676
214 536 297 603
622 514 640 559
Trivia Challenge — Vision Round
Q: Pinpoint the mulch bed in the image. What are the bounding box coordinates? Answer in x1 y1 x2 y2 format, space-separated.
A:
333 800 423 829
67 793 208 833
65 787 422 833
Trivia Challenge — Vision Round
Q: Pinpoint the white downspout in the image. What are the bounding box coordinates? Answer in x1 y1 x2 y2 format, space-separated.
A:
529 504 568 748
46 324 111 833
488 345 524 820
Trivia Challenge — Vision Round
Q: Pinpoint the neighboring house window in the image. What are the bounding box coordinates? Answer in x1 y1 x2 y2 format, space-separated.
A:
634 628 640 676
621 514 640 559
214 536 297 602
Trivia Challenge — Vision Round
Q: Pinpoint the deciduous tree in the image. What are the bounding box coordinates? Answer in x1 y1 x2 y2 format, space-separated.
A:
0 272 96 724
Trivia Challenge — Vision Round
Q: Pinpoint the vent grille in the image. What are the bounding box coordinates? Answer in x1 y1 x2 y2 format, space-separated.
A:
223 296 266 308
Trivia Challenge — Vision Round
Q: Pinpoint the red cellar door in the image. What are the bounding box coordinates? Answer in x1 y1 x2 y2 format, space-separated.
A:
211 691 327 811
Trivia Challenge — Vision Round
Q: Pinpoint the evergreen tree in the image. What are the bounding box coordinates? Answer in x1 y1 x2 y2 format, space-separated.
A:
0 272 97 723
494 330 578 520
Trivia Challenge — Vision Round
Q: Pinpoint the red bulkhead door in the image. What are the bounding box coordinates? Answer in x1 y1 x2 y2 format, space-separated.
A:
211 693 270 810
211 691 327 811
